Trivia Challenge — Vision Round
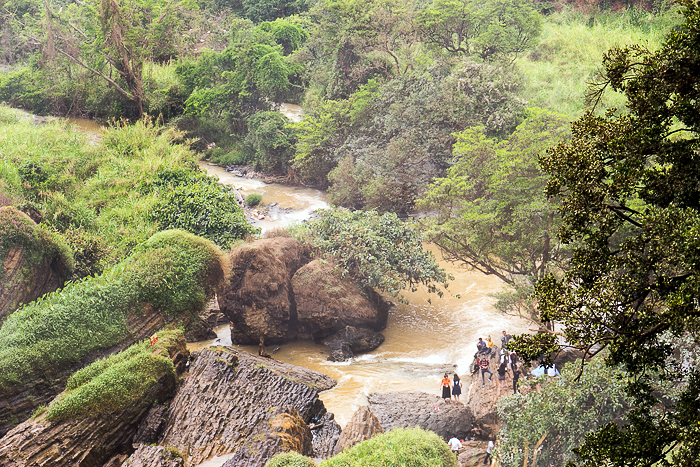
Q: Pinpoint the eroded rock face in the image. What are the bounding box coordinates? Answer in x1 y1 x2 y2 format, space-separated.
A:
0 206 73 321
217 237 311 344
157 347 338 466
367 392 473 441
333 406 383 455
292 260 388 340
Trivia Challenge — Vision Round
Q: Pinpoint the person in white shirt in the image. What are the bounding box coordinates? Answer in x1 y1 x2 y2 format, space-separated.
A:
448 437 462 454
484 439 495 465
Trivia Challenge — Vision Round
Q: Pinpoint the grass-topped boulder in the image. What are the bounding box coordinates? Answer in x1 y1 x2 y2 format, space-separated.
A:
319 427 458 467
0 206 74 321
0 229 226 391
46 329 184 422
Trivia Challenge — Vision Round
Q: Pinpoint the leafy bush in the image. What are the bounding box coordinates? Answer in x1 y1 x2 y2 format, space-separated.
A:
320 427 457 467
496 357 632 467
0 229 224 389
246 193 263 207
265 451 315 467
243 111 297 173
298 208 449 302
151 181 259 249
46 330 182 422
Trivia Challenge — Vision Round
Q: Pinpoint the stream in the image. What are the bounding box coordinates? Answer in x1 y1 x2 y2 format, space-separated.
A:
194 165 534 429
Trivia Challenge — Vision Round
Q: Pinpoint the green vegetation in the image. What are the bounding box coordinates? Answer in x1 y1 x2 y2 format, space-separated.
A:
496 357 632 467
510 1 700 464
0 229 224 389
0 206 74 285
418 108 570 321
246 193 264 207
46 330 182 422
298 208 449 302
320 427 457 467
150 175 258 249
265 451 316 467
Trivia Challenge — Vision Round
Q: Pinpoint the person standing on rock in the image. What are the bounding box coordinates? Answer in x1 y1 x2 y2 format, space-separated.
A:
513 367 521 394
478 355 492 387
496 359 509 395
452 373 462 402
484 439 495 465
501 330 511 349
448 436 462 454
486 336 495 356
441 373 452 402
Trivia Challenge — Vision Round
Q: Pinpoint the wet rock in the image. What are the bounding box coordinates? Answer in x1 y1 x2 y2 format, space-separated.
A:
0 206 73 322
367 392 473 441
218 237 311 344
184 297 221 342
323 326 385 361
292 260 389 341
120 444 184 467
157 347 337 466
333 406 383 455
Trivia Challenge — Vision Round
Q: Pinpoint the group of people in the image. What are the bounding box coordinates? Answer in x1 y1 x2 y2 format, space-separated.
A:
447 436 495 465
441 372 463 402
470 331 523 394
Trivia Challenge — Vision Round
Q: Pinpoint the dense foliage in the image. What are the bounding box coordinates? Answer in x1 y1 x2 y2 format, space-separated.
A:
418 108 570 320
0 229 224 389
45 330 183 422
510 1 700 464
496 357 632 467
150 172 258 249
299 208 449 302
320 427 458 467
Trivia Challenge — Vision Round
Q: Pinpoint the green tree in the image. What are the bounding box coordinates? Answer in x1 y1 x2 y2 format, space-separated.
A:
242 0 311 22
242 111 297 173
416 0 542 62
299 208 449 303
496 357 632 467
516 1 700 464
418 109 570 321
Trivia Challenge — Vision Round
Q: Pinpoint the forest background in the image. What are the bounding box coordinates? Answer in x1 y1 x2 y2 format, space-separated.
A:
0 0 698 465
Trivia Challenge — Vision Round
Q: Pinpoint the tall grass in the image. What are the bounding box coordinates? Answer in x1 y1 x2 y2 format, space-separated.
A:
518 6 682 119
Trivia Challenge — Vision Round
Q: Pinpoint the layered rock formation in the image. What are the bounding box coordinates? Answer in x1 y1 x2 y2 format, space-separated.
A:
367 392 473 441
333 406 383 455
155 347 339 466
218 238 388 360
0 206 73 321
0 337 186 466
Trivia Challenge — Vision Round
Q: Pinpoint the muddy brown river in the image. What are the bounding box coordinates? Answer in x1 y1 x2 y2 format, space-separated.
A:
193 165 533 428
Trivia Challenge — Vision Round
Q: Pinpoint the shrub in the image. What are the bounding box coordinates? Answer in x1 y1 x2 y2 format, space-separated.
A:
246 193 263 207
0 229 225 389
151 182 259 249
265 451 315 467
46 329 183 422
298 208 449 303
320 427 457 467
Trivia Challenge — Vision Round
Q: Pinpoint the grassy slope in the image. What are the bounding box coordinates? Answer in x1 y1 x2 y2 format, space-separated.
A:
517 6 681 119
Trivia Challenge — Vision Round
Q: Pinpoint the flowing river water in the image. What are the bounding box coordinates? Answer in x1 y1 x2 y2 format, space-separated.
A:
194 164 534 429
63 111 533 430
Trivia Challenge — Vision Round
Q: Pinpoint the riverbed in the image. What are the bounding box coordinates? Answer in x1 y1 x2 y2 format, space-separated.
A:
193 165 534 428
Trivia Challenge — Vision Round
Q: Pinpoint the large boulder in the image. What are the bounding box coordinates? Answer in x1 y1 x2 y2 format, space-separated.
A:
218 237 311 344
292 260 388 340
157 347 338 466
333 406 383 455
0 206 73 321
367 392 473 441
323 326 385 361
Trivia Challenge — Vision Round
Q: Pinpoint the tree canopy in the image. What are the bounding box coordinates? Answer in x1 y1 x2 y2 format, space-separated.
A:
511 1 700 464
